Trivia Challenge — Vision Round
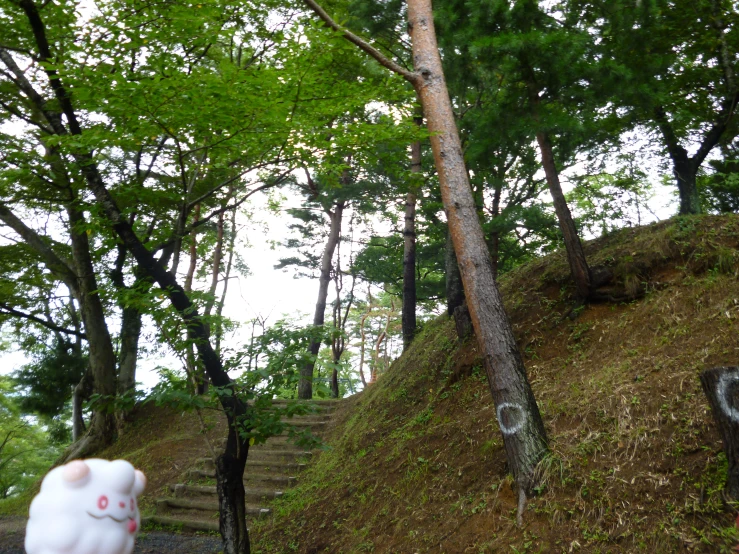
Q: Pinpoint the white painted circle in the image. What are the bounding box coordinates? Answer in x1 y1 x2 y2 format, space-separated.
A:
716 372 739 423
496 402 525 435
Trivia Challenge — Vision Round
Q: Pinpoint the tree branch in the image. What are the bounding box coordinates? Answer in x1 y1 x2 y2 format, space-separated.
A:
692 91 739 167
301 0 418 83
0 202 79 296
0 302 87 339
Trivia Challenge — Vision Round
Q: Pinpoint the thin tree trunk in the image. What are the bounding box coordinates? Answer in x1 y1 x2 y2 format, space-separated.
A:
402 128 422 351
357 308 370 387
215 203 238 356
298 200 345 399
198 208 225 394
535 131 592 299
184 205 201 393
490 184 502 279
72 368 91 442
406 0 548 493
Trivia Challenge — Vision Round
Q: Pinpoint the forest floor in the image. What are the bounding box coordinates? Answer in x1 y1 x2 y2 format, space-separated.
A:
2 214 739 553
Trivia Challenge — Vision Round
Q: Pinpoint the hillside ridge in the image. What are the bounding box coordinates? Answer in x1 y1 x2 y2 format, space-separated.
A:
253 214 739 553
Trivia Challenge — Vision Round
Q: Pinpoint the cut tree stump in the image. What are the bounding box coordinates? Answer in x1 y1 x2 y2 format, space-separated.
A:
700 366 739 501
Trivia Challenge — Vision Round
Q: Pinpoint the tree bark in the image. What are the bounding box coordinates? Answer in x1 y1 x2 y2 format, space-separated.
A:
700 366 739 500
535 131 592 299
298 200 345 399
407 0 548 493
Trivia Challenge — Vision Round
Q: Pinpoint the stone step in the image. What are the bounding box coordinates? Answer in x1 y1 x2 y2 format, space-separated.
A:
249 434 324 447
171 484 283 502
196 457 306 474
244 449 313 462
155 497 270 518
186 468 298 487
143 515 220 533
217 432 325 451
268 398 339 409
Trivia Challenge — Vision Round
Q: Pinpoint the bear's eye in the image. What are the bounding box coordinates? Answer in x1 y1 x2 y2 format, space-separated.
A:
97 495 108 510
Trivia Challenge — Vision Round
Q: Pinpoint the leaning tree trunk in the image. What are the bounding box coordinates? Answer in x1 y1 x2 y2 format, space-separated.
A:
298 200 345 399
535 131 592 300
407 0 548 494
14 5 252 546
401 139 420 350
700 366 739 500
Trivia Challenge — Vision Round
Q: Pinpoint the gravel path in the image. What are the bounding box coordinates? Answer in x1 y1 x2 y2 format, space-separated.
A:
0 518 223 554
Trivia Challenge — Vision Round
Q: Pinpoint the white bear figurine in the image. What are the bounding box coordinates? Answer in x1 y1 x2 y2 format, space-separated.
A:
25 459 146 554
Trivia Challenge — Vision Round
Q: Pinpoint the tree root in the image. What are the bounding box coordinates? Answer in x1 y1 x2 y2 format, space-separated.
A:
517 488 527 528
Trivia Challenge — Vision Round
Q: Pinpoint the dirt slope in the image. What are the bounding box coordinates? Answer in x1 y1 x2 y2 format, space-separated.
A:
252 215 739 553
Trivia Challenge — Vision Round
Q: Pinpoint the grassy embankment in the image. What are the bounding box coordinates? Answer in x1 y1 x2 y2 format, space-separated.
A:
3 214 739 553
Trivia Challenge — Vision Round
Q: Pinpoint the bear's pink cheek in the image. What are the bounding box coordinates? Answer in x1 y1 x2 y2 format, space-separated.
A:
128 519 137 534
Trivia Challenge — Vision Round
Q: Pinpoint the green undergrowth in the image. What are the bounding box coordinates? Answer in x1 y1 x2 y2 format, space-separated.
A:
252 215 739 554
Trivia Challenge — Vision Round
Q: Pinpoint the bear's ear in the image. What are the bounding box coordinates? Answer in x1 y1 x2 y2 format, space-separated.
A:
133 470 146 496
62 460 90 488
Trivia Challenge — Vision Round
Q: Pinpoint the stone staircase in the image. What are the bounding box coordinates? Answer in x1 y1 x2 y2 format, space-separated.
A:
144 399 338 532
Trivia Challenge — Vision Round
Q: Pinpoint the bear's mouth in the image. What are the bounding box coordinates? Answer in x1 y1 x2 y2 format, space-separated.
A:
86 512 132 523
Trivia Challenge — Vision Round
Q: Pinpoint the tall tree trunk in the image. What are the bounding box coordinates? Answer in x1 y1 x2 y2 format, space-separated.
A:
12 6 251 549
407 0 548 494
664 143 701 216
117 305 141 396
298 200 345 399
402 128 422 351
61 204 118 461
535 131 592 299
110 247 143 400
